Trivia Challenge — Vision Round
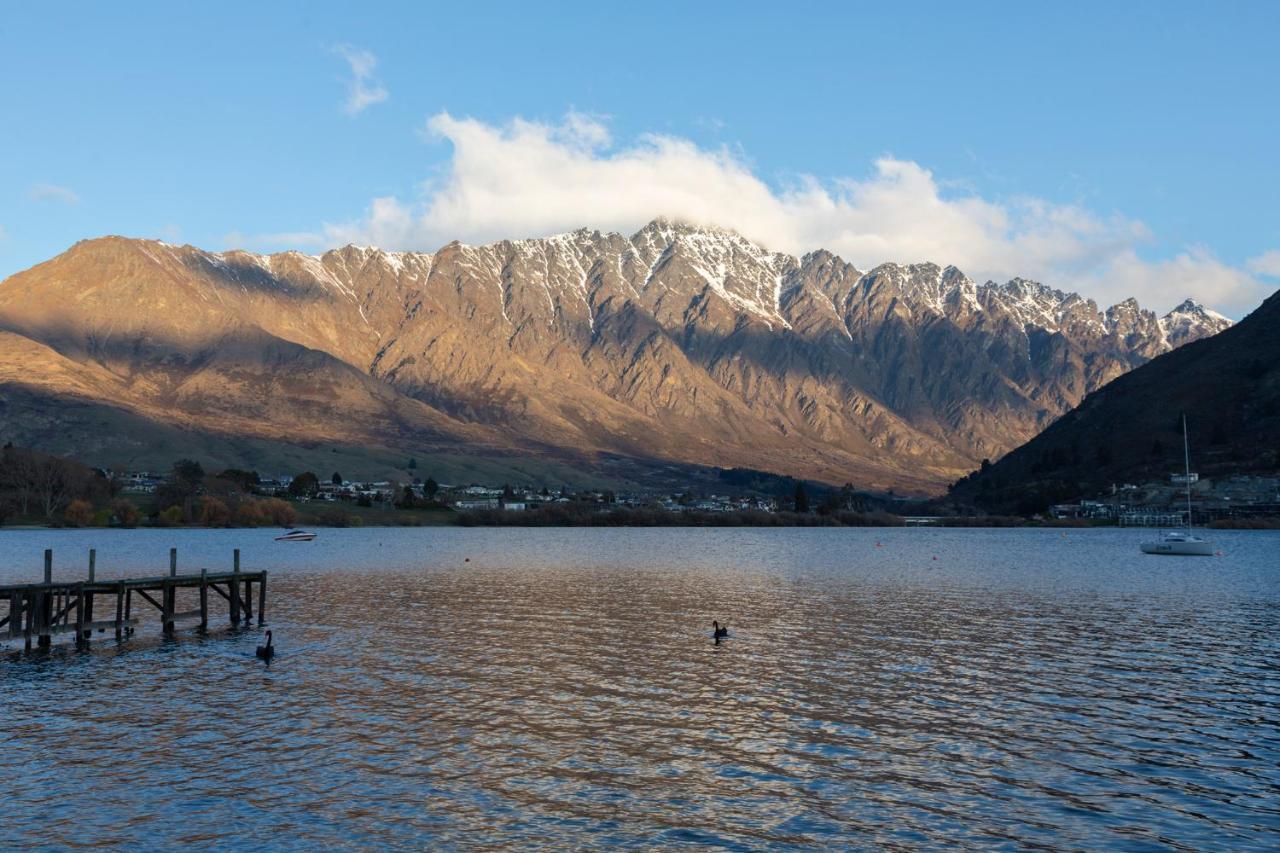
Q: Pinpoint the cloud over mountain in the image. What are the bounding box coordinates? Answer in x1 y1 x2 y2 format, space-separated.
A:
320 112 1270 315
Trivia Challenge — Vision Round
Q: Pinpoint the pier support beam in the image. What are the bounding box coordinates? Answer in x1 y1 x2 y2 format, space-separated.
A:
115 581 125 640
230 549 241 625
83 549 96 641
75 584 86 650
163 548 177 636
257 571 267 626
38 550 52 648
199 569 208 631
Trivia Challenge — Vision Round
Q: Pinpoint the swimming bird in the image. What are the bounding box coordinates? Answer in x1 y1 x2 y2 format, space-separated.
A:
256 630 275 661
712 621 729 640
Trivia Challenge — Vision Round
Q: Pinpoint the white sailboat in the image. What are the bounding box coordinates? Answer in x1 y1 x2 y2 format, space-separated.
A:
1140 415 1213 556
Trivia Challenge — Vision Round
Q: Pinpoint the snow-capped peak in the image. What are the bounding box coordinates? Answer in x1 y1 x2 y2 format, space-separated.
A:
1159 297 1233 346
1163 297 1230 324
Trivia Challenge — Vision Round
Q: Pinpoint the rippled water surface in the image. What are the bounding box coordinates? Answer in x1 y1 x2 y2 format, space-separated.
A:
2 527 1279 849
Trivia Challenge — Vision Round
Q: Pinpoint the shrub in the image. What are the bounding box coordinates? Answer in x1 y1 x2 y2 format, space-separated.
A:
111 497 141 528
197 496 232 527
234 497 298 527
157 506 184 526
63 499 94 527
262 497 297 527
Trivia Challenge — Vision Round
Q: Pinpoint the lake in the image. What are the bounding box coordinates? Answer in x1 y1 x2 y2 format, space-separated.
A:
2 527 1278 849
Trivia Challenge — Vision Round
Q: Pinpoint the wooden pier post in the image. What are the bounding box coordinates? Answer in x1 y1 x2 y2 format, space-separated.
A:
230 549 241 625
38 550 53 648
257 571 267 626
84 549 96 640
163 548 177 635
115 581 125 640
75 584 86 650
199 569 208 631
242 572 253 624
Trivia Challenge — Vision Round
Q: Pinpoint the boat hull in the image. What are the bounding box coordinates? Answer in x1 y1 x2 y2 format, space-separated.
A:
1140 540 1214 556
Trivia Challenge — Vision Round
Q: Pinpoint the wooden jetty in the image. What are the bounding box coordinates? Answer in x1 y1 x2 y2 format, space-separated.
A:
1 548 266 651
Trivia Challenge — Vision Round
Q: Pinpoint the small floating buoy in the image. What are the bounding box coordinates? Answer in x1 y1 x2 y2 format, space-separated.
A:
932 555 938 561
464 558 470 562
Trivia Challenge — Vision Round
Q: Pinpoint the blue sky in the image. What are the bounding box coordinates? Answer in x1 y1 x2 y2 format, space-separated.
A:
2 1 1278 314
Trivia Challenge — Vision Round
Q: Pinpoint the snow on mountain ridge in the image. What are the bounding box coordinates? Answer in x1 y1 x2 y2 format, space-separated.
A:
151 222 1232 337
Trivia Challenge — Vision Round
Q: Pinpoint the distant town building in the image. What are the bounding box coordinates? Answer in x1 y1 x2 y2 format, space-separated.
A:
453 498 499 510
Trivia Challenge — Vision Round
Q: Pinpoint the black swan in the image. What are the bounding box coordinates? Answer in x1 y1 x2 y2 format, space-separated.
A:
713 621 729 640
256 630 275 661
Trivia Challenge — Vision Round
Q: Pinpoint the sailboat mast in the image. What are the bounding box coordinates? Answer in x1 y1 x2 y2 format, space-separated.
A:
1183 413 1193 531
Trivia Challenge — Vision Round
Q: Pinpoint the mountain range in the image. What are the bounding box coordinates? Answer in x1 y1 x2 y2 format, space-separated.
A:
950 288 1279 512
0 219 1232 492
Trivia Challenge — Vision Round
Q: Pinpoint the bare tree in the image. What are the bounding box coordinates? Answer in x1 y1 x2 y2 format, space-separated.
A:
33 454 84 519
0 446 41 516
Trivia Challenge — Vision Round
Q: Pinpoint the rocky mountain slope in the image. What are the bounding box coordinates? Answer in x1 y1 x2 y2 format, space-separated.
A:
0 220 1233 492
950 289 1278 512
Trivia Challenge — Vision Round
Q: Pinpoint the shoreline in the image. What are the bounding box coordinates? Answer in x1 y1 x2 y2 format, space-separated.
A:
4 519 1276 531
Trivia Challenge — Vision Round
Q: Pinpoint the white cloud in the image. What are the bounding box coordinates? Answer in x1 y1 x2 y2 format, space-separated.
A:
1065 249 1267 318
1247 250 1280 278
28 183 81 205
334 45 388 116
321 112 1272 315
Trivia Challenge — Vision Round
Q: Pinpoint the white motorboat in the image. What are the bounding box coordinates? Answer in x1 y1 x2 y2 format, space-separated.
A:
275 529 317 542
1140 415 1214 556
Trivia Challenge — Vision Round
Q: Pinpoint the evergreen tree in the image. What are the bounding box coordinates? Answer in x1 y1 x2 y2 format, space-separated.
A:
288 472 320 497
331 471 343 485
794 482 810 513
408 457 417 470
424 477 439 498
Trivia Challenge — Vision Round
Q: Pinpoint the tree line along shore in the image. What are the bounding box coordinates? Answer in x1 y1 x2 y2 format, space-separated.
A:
3 444 1277 530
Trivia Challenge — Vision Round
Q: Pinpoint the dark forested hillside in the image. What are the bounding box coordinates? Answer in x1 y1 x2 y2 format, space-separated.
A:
950 290 1280 513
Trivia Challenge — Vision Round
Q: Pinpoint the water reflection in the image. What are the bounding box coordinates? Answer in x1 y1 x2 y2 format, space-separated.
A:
2 528 1279 848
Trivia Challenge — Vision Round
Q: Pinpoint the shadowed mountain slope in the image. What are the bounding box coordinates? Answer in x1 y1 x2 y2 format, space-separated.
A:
950 289 1280 512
